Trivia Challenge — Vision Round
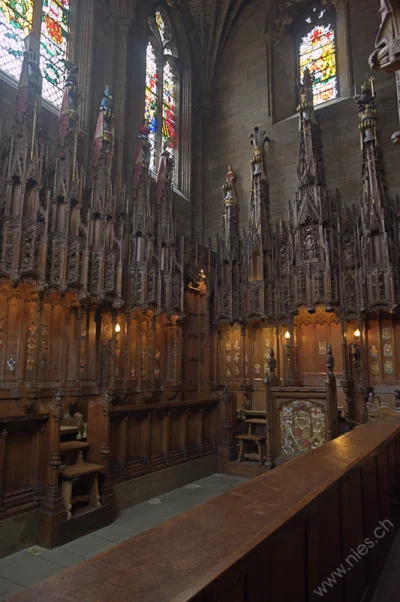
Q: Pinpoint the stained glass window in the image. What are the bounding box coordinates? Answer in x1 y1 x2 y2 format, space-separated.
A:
0 0 34 80
162 60 176 155
145 10 178 173
40 0 70 107
145 41 158 172
298 7 337 106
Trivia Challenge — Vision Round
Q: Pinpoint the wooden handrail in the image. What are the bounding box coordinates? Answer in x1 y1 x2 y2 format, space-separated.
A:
11 415 400 602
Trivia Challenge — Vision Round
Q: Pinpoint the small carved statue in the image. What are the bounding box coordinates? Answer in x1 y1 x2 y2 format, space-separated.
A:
64 62 79 113
222 165 238 208
100 85 113 115
355 78 377 144
297 67 314 122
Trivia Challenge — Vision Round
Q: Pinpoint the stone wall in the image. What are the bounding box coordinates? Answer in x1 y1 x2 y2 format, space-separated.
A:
207 0 400 243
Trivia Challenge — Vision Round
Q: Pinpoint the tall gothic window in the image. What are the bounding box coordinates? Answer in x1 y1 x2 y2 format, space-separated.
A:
0 0 70 108
298 3 337 105
145 9 178 175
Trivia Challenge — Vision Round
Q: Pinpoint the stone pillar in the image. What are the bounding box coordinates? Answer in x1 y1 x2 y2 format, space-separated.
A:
114 11 133 192
76 0 96 165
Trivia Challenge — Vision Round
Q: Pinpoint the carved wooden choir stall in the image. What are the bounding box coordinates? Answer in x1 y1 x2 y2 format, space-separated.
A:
0 33 216 549
1 4 400 551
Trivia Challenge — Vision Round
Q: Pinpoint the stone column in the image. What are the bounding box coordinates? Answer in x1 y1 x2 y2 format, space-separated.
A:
76 0 96 165
114 11 133 192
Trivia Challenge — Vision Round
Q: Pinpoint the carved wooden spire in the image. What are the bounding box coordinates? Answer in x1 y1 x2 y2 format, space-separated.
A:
89 86 119 302
248 126 270 256
288 67 338 313
49 62 85 294
221 165 240 263
355 78 400 310
130 120 152 308
0 34 45 286
156 142 178 312
215 165 242 324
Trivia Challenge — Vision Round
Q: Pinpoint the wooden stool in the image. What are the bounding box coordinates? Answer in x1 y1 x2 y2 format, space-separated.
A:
237 434 266 466
60 463 103 520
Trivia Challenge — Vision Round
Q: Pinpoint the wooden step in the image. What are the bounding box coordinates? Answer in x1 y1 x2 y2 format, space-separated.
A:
237 434 266 442
60 463 104 478
245 419 267 424
60 441 91 452
244 410 266 417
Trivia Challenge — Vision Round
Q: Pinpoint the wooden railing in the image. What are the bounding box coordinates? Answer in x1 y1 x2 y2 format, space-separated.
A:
12 412 400 602
87 397 221 495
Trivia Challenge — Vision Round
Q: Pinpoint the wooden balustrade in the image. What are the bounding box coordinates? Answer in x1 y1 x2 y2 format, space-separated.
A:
11 413 400 602
87 397 222 495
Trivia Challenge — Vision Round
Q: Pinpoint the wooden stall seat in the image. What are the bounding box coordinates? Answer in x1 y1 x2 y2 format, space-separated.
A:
58 417 102 521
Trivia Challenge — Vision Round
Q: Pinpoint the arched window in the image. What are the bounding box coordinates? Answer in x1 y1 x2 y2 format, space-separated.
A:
297 3 337 105
0 0 70 109
145 9 178 176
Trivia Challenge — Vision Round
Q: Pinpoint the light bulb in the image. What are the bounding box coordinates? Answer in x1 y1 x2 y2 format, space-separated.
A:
115 323 121 333
354 329 361 338
285 331 291 340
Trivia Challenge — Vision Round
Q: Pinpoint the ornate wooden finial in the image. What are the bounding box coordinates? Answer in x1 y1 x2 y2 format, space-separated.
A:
355 78 377 145
326 343 334 375
267 347 277 375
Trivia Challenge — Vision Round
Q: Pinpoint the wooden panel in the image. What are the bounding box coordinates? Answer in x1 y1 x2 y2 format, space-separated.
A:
316 489 344 602
269 518 306 602
362 456 380 584
187 409 199 447
170 409 183 451
127 417 142 461
150 413 162 458
3 423 37 497
340 469 365 602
